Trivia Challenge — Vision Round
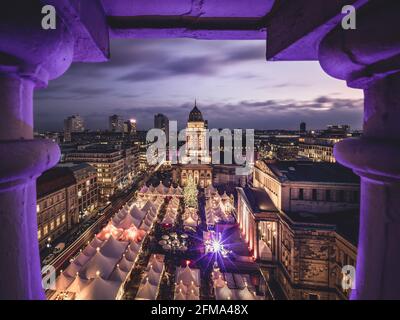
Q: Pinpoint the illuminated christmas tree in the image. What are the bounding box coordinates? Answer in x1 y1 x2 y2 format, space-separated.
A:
184 176 198 208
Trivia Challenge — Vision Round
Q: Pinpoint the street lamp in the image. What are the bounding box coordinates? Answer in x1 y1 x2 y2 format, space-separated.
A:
46 237 52 248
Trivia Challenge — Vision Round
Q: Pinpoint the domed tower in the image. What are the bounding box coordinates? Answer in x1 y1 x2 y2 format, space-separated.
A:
188 100 204 123
181 100 212 187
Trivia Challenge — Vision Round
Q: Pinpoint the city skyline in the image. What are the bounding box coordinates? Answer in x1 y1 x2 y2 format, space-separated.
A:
34 39 363 132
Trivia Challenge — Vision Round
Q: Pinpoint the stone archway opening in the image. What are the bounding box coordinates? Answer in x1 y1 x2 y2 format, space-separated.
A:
0 0 399 300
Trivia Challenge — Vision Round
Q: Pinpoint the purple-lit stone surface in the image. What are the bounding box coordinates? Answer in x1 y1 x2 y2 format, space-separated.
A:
334 73 400 299
0 76 61 299
0 3 75 299
101 0 274 18
0 3 74 87
101 0 193 16
104 0 272 40
195 0 275 18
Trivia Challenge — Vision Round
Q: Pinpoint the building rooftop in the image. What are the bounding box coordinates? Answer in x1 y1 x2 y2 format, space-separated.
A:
284 210 360 246
57 162 92 170
188 103 204 122
240 186 279 214
37 167 76 198
266 161 359 184
72 144 122 154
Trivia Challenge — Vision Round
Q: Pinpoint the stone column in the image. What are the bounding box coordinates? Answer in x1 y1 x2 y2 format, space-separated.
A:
318 1 400 299
255 221 260 260
0 4 74 299
334 74 400 299
0 74 61 299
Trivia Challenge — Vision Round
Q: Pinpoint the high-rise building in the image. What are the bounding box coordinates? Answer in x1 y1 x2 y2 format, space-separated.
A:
154 113 169 141
65 145 125 201
300 121 306 133
109 114 124 132
124 118 137 135
154 113 168 130
298 124 352 163
64 115 85 142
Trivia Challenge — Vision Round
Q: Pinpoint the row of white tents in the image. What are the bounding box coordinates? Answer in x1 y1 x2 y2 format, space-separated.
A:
161 197 180 225
205 199 235 227
211 267 264 300
135 254 165 300
139 182 183 198
174 264 201 300
182 207 200 229
205 186 235 226
54 236 140 300
51 197 165 300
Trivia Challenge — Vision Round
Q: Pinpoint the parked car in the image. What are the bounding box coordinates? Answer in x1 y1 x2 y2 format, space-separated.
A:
53 243 65 254
43 254 55 265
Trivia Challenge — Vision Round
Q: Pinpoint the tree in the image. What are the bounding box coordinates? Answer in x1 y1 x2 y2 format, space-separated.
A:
184 176 198 208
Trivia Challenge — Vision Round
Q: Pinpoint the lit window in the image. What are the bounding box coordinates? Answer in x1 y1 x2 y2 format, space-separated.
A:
36 204 40 213
50 221 54 231
78 190 82 197
38 229 41 240
56 217 60 226
62 214 66 223
43 225 48 235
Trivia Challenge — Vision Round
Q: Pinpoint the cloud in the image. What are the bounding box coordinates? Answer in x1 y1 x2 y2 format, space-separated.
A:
99 97 363 130
222 45 265 63
117 55 219 82
33 39 363 132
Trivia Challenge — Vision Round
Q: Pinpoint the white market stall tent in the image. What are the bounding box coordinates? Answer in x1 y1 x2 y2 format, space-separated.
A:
173 263 201 300
135 254 165 300
50 197 165 300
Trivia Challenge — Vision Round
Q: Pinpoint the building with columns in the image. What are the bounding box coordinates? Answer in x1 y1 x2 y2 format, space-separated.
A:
237 160 360 299
0 0 399 300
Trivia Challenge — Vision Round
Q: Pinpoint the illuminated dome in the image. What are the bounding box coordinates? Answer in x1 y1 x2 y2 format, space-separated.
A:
188 101 204 122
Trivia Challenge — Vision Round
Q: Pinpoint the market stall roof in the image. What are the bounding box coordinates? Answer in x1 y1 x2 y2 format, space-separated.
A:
176 266 200 287
174 288 186 300
64 261 82 278
142 200 157 214
235 286 256 300
121 253 136 269
135 278 158 300
130 205 146 220
100 236 128 259
67 274 90 294
76 276 120 300
55 272 73 291
109 266 128 283
80 249 118 279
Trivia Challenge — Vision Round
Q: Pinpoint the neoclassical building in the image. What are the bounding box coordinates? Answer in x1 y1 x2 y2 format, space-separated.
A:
236 160 360 299
176 103 212 188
